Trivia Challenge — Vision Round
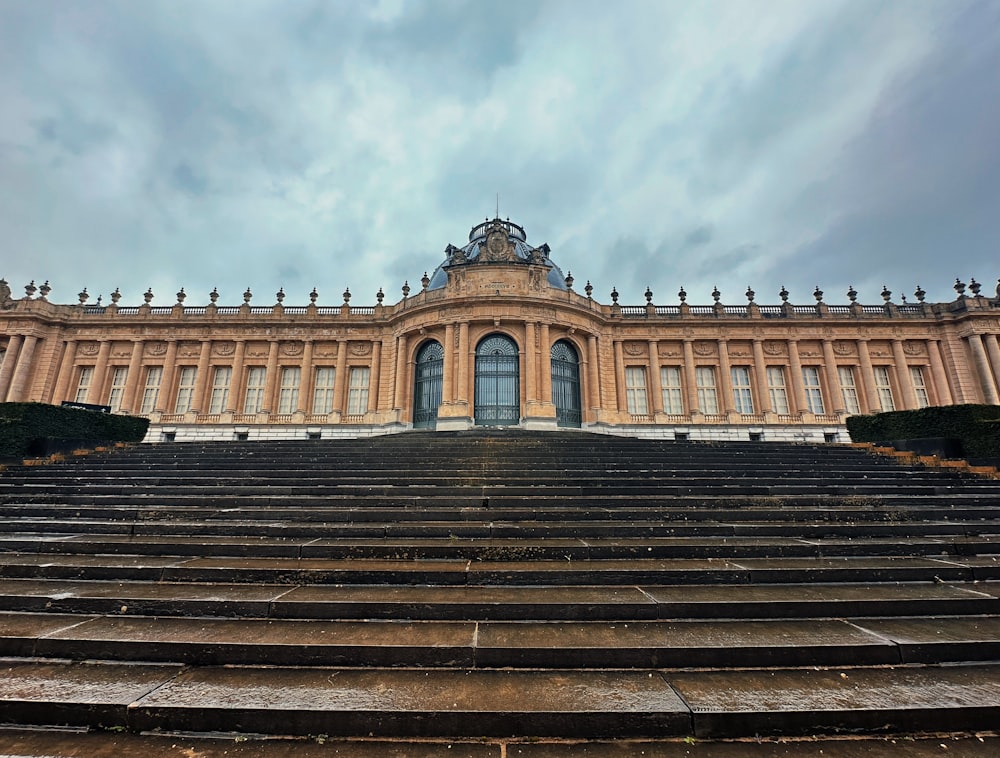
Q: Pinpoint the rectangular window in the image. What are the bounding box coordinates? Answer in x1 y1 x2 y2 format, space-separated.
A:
802 366 825 414
347 366 370 415
695 367 719 414
910 366 930 408
313 367 336 414
107 367 128 412
209 367 232 414
278 367 301 414
874 366 895 411
244 367 267 414
838 366 861 415
625 367 648 415
766 367 790 415
659 366 683 414
731 366 754 414
174 367 197 413
140 367 162 413
74 367 94 403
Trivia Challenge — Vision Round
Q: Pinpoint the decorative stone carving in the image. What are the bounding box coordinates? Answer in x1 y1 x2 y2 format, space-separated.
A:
281 342 304 357
833 341 854 356
146 342 168 357
178 342 201 358
903 340 926 356
350 342 372 356
80 343 100 356
693 341 715 356
623 342 645 356
763 340 786 356
214 343 236 357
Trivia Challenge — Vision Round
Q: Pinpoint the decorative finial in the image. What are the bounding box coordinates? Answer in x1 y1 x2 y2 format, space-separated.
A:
96 294 103 306
610 286 619 304
779 285 789 303
39 280 51 299
25 280 37 298
566 271 575 289
954 278 966 298
644 286 653 304
881 285 892 303
309 287 318 304
402 281 410 298
745 285 755 303
914 285 925 303
420 272 429 290
813 285 823 303
677 285 687 303
276 287 285 304
711 285 721 303
969 277 982 297
343 287 351 304
584 280 593 298
176 287 186 304
77 287 88 305
144 288 154 304
847 285 857 303
209 287 219 304
110 287 121 304
243 287 252 304
376 287 384 304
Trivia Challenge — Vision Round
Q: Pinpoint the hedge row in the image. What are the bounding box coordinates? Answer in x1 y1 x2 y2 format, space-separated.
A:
845 404 1000 459
0 402 149 459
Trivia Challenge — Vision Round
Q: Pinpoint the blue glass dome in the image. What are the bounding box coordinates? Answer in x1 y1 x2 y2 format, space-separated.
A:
425 218 567 290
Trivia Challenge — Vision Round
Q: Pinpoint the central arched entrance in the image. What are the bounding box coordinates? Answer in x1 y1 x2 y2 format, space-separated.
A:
551 340 582 427
413 341 444 429
475 334 520 425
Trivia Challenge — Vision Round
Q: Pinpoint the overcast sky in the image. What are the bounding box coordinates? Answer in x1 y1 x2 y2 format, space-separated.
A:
1 0 997 309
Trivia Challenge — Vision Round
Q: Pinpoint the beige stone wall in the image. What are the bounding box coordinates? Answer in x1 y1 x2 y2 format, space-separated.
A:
2 262 1000 435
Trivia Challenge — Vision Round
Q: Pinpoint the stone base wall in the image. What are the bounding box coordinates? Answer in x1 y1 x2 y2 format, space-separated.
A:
143 422 848 444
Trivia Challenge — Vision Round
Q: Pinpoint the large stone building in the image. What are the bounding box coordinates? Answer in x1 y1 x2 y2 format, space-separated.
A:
2 217 999 443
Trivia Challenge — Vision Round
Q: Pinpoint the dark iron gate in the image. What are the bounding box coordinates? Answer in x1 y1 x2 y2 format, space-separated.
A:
474 334 520 425
551 340 582 427
413 341 444 429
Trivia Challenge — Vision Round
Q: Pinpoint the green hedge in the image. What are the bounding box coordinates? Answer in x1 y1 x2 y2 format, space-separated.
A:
845 404 1000 459
0 402 149 459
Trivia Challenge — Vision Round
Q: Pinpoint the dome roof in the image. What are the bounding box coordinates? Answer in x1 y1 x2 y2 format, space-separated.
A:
425 218 567 290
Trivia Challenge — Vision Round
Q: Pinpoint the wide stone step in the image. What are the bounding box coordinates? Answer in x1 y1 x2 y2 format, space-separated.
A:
1 578 995 620
2 659 998 739
3 612 998 668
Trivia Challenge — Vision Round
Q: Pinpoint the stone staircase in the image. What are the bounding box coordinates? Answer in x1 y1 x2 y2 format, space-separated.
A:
1 430 999 756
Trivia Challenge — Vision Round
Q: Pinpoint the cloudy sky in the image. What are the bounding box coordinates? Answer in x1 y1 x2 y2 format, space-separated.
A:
1 0 997 309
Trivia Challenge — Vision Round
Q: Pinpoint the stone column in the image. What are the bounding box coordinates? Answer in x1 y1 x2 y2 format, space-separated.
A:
891 339 917 410
587 334 600 410
752 339 771 413
928 340 954 405
682 338 699 415
262 341 280 413
857 339 879 413
540 324 552 403
155 340 178 412
0 335 23 401
333 340 348 413
822 339 844 414
121 340 146 413
716 338 733 415
298 340 314 413
190 341 212 414
524 322 537 403
457 322 470 403
87 339 112 406
7 335 39 402
984 334 1000 394
968 334 1000 404
442 324 455 404
393 334 408 410
226 340 246 413
369 339 382 411
787 340 808 416
51 339 78 405
613 339 626 412
647 340 663 414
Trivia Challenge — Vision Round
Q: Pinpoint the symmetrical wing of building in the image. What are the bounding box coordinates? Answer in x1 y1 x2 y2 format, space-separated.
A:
1 218 999 442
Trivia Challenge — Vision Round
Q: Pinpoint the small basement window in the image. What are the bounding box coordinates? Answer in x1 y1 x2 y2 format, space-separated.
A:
675 432 689 442
307 431 321 440
749 431 763 442
235 431 249 441
162 431 176 442
824 432 838 443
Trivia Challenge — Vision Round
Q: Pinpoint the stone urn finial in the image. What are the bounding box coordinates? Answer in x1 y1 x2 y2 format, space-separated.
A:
677 285 687 303
209 287 219 304
421 272 430 290
969 277 982 297
376 287 384 305
565 271 575 289
402 281 410 298
779 285 789 303
78 287 89 305
745 286 755 303
144 288 154 304
343 287 351 304
25 280 37 298
847 285 857 303
39 280 51 299
813 286 823 303
276 287 285 304
309 287 318 304
176 287 186 304
881 285 892 304
610 286 619 304
644 286 653 304
914 285 925 303
712 286 721 303
243 287 252 304
585 280 593 298
954 278 966 298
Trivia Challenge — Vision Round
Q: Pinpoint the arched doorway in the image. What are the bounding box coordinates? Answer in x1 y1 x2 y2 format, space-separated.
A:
475 334 520 426
413 341 444 429
551 340 582 428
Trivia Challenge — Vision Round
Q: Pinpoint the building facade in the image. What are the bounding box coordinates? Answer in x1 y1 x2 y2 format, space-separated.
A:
2 217 999 443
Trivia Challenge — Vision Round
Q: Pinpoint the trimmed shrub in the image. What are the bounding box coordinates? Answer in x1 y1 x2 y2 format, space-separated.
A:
0 402 149 459
846 404 1000 459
